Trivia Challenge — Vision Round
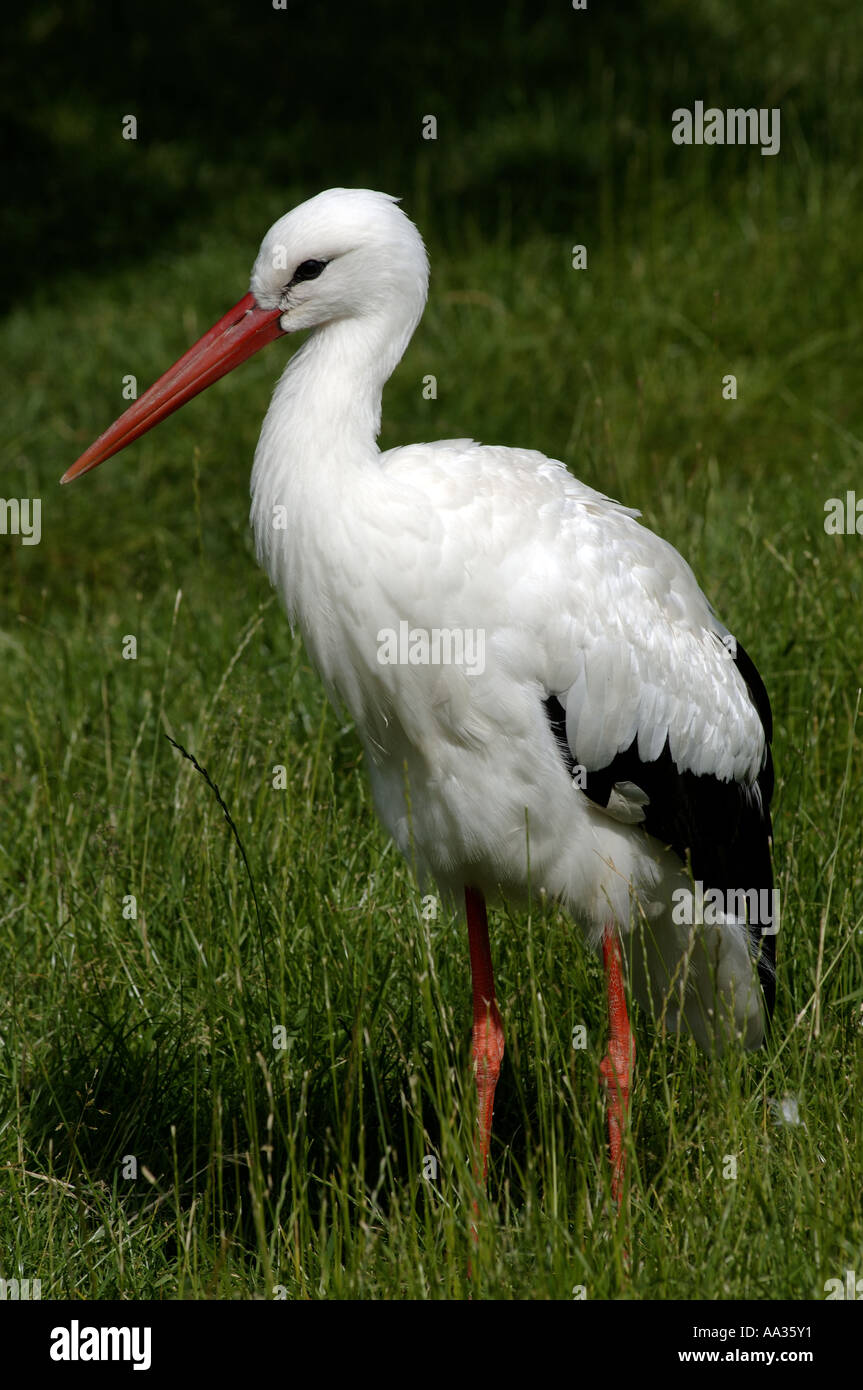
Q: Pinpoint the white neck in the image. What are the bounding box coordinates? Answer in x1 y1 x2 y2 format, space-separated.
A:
248 302 421 698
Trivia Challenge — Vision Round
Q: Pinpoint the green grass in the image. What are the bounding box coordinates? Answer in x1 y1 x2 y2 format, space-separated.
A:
2 3 863 1300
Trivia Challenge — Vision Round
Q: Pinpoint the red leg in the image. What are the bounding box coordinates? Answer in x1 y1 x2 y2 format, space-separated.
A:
465 886 505 1184
599 924 635 1207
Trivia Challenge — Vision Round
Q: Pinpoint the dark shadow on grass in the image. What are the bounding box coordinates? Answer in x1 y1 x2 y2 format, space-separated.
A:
24 985 565 1267
4 1 850 310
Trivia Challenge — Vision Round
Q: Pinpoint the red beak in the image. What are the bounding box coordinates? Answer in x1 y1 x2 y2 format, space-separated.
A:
61 292 286 484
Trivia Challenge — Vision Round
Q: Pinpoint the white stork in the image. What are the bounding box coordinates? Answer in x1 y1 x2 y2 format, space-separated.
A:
63 188 776 1203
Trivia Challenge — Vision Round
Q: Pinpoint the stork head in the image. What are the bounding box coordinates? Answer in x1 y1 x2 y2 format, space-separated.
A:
61 188 428 484
250 188 429 336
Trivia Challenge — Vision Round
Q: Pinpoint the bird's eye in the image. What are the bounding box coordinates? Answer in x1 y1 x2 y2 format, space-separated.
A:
291 259 327 284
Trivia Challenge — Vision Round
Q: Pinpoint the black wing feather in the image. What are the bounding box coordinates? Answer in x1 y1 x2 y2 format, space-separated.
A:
544 639 775 1018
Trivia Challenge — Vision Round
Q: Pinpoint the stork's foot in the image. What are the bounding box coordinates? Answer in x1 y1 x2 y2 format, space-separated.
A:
600 925 635 1207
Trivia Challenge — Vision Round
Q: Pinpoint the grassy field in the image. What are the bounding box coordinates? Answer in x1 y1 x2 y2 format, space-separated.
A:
1 2 862 1301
